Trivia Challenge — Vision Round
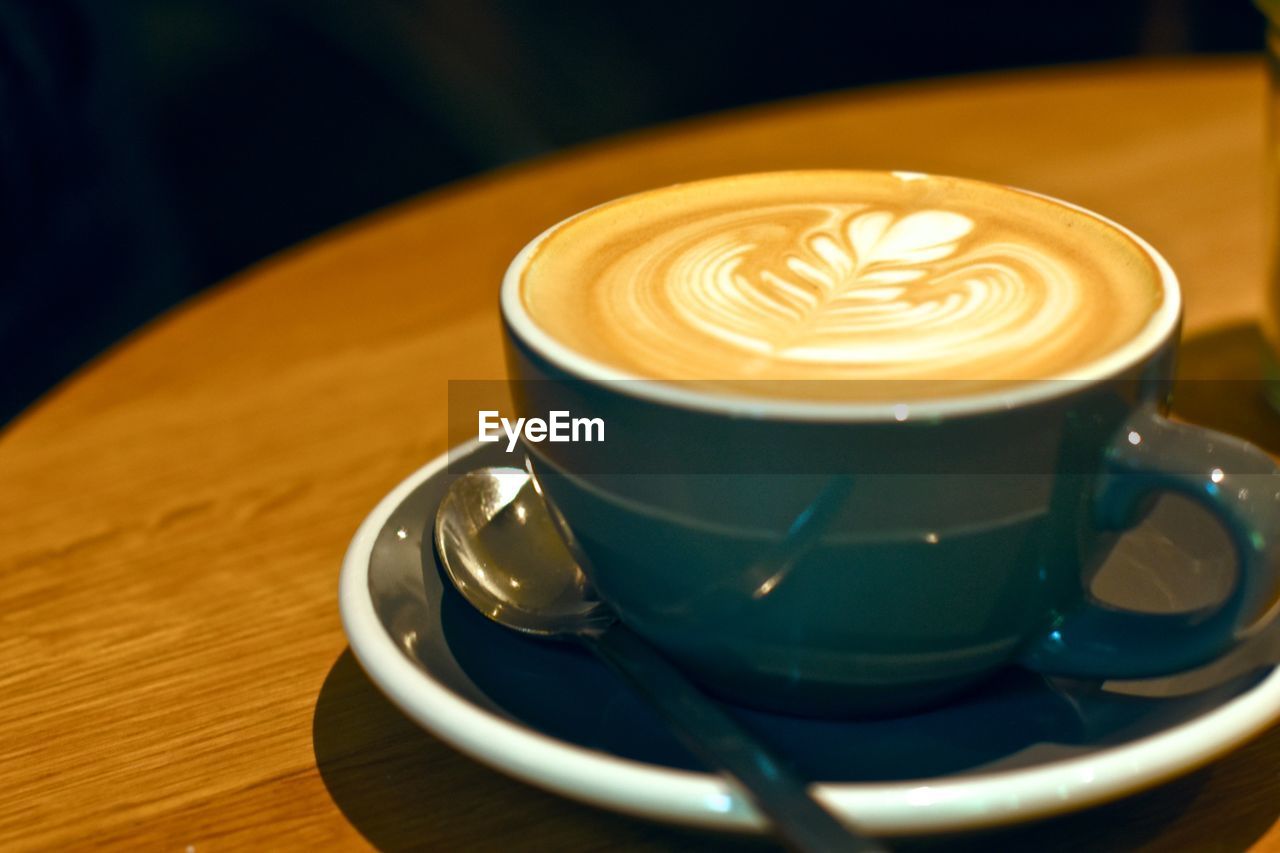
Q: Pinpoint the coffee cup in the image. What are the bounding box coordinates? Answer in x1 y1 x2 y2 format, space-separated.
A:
497 170 1280 716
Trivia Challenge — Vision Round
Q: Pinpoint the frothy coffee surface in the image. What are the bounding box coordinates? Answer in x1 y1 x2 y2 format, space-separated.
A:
518 172 1164 400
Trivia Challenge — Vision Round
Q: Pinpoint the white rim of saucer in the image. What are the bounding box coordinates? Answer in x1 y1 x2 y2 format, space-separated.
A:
339 446 1280 837
499 170 1183 422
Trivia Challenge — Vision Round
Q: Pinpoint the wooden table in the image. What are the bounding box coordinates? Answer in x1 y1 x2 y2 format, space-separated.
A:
4 57 1280 851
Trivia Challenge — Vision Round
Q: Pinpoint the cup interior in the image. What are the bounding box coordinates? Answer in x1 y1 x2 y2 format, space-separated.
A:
500 170 1182 422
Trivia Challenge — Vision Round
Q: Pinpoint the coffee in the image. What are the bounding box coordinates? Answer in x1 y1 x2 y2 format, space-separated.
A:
500 172 1280 716
518 171 1164 400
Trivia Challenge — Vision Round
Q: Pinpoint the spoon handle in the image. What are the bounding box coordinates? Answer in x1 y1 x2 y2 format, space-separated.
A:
585 623 886 853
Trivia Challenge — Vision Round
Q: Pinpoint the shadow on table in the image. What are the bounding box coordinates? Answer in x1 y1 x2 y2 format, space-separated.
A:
312 649 770 852
313 648 1280 852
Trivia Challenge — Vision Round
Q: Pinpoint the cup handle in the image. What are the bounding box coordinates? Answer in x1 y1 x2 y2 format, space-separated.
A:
1021 406 1280 678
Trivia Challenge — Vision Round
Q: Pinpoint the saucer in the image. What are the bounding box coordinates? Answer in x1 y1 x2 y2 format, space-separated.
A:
339 440 1280 837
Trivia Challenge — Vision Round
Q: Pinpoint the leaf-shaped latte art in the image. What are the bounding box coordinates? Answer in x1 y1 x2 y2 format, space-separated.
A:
657 205 1082 373
847 209 973 268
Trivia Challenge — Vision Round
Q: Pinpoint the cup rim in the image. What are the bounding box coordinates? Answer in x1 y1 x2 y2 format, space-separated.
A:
499 170 1182 422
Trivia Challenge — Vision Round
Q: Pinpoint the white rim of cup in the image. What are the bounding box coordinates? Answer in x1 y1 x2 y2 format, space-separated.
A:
499 170 1183 422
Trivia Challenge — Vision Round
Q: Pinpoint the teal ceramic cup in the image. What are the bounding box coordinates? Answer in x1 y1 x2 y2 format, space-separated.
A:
498 178 1280 717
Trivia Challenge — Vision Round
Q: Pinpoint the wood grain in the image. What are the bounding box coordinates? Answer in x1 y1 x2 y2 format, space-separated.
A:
3 57 1280 851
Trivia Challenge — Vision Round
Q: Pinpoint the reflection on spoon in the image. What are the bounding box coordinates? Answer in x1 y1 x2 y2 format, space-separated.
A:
434 467 885 853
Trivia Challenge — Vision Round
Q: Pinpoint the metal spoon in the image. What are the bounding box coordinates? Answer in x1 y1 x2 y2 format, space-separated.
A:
434 466 886 853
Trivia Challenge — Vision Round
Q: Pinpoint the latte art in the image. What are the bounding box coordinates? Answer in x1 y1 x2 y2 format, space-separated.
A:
518 172 1164 400
649 204 1085 372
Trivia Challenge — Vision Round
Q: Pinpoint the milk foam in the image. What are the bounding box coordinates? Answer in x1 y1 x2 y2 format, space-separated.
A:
519 172 1163 400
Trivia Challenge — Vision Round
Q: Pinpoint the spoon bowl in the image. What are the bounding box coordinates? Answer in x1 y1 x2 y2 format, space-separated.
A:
435 467 612 636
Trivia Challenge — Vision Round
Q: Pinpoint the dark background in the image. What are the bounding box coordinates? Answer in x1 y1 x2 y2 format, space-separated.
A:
0 0 1266 425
